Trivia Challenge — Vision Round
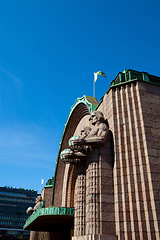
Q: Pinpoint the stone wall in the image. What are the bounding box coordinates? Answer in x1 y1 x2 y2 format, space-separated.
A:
97 81 160 240
30 231 49 240
41 187 53 207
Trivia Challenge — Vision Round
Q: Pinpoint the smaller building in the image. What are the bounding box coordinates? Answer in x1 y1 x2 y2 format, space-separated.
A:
0 186 38 239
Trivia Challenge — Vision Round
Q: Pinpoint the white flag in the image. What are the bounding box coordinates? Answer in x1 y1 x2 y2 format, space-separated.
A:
94 72 98 82
94 71 106 82
41 179 44 185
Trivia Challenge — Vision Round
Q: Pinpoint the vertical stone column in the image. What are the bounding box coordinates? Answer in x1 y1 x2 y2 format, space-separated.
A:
74 160 86 236
86 148 100 235
85 145 117 240
99 136 116 237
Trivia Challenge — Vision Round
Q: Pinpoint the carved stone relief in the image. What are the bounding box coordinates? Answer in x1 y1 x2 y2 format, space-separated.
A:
60 111 109 164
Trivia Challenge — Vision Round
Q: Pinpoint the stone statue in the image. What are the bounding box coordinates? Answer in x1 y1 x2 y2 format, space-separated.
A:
60 111 108 164
34 196 43 209
69 126 91 151
60 126 91 164
60 148 86 164
79 126 91 139
26 196 43 215
71 111 108 147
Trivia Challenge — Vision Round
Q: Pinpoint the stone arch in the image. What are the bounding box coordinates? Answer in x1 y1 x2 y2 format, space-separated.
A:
52 96 98 207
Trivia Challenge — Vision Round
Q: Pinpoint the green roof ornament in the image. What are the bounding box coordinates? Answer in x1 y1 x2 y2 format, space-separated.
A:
46 177 54 187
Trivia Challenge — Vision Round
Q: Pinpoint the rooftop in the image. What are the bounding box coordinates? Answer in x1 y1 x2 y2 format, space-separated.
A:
110 69 160 88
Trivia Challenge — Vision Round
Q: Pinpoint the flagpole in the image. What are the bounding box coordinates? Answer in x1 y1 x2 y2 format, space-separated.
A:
93 71 106 98
93 73 95 97
93 79 95 97
40 178 44 193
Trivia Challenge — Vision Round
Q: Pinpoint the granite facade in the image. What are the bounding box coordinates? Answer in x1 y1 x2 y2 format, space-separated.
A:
28 77 160 240
97 81 160 239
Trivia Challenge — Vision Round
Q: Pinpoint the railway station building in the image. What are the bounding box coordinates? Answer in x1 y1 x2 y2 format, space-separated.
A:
24 69 160 240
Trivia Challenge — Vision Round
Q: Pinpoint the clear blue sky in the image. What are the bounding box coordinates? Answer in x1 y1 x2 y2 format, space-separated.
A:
0 0 160 193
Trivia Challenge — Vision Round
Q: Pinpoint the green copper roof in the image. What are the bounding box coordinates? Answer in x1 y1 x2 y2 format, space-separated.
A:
23 207 74 230
109 69 160 88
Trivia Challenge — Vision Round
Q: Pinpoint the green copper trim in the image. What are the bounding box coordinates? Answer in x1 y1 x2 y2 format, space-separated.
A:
97 69 160 109
59 96 98 149
52 95 98 205
45 176 54 187
68 95 98 118
23 207 75 230
109 69 160 89
58 95 98 155
45 185 53 188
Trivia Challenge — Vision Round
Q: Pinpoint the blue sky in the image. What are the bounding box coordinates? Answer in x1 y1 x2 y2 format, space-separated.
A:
0 0 160 193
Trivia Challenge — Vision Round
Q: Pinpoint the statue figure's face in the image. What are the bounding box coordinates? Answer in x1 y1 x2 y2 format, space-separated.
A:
80 126 91 138
35 196 42 203
80 128 86 138
90 113 98 125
